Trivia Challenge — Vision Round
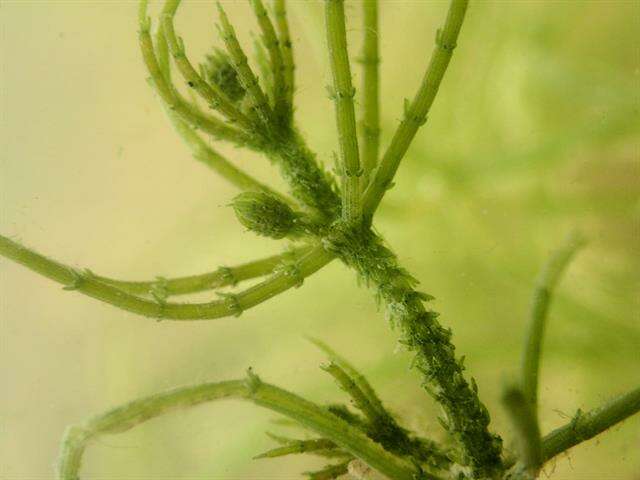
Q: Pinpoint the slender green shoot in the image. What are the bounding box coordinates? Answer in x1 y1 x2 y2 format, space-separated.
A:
161 0 255 130
502 385 543 474
521 231 587 411
217 2 274 127
325 0 362 223
138 1 253 146
254 438 343 459
304 460 351 480
152 21 295 204
321 363 382 426
541 385 640 462
250 0 288 126
309 337 386 418
363 0 469 219
360 0 380 188
95 245 313 297
0 235 334 321
273 0 295 122
57 373 422 480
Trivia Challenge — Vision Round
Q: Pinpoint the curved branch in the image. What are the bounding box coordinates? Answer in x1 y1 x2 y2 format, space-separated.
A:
0 235 334 321
161 0 256 131
138 1 254 146
521 231 587 410
57 375 422 480
95 245 313 297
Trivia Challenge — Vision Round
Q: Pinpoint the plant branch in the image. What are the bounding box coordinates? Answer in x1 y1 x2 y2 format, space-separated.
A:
360 0 380 188
138 1 254 146
325 0 362 223
0 235 334 321
217 2 274 127
541 386 640 462
310 337 387 418
57 373 424 480
362 0 468 219
521 231 587 411
273 0 295 123
161 0 256 131
250 0 288 127
94 245 313 297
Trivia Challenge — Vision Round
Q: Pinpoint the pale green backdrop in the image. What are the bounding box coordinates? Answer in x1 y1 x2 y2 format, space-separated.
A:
1 1 638 479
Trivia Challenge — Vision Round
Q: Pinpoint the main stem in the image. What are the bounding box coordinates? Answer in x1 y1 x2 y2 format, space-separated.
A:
326 225 503 477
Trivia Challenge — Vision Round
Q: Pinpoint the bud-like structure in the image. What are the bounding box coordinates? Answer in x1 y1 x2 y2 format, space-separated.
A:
201 49 245 103
231 191 296 239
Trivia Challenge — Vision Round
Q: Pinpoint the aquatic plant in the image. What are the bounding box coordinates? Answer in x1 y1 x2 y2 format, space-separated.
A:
1 1 637 479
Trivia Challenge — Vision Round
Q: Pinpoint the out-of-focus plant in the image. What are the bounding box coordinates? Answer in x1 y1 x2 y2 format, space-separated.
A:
0 1 637 479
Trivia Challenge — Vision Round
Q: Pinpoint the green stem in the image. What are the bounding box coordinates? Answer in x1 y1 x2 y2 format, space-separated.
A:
362 0 468 219
0 235 334 321
170 115 294 202
541 386 640 462
521 232 587 411
161 0 256 131
325 0 362 223
95 245 313 297
265 133 342 221
310 337 387 418
322 363 382 426
250 0 288 127
254 438 341 459
138 1 254 146
502 385 542 473
217 2 274 127
150 18 293 202
325 225 503 477
57 374 422 480
360 0 380 189
273 0 295 122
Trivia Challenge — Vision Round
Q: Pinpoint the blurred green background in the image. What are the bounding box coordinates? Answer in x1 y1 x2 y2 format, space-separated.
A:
1 1 638 478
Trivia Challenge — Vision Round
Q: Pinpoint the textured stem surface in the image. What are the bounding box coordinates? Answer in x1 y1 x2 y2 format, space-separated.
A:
325 225 503 477
57 376 421 480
